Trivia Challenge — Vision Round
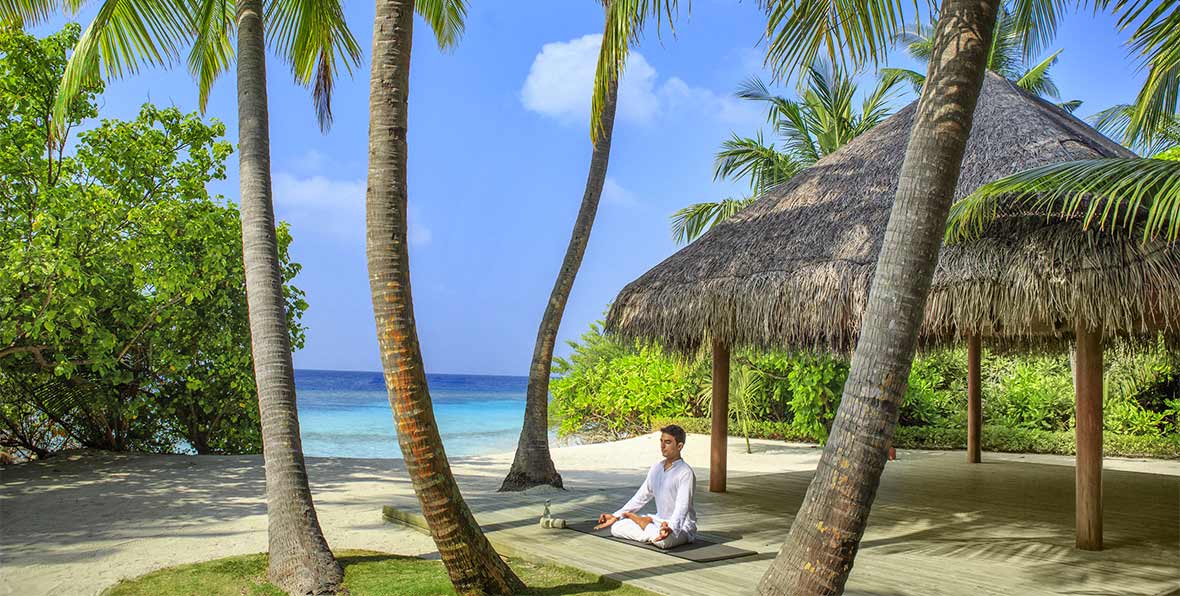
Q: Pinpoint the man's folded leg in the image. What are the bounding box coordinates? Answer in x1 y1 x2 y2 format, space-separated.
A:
651 529 690 550
609 518 647 541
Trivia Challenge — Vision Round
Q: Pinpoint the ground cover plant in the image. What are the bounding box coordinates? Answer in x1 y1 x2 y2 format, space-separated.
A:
103 550 654 596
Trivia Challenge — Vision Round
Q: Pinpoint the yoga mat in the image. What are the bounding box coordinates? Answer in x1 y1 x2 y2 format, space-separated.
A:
566 520 759 563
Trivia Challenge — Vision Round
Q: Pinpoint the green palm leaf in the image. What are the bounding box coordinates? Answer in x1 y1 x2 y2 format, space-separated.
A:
671 197 756 245
1110 0 1180 145
591 0 681 141
188 0 234 114
51 0 192 135
0 0 58 26
714 131 805 193
265 0 363 130
1014 47 1061 98
880 66 926 94
415 0 467 49
1092 103 1180 156
759 0 923 80
945 157 1180 244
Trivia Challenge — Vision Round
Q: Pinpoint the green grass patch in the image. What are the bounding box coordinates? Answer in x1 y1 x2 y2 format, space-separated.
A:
103 550 653 596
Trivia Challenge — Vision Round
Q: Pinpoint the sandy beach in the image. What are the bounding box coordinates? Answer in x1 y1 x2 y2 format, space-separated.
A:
2 434 1178 596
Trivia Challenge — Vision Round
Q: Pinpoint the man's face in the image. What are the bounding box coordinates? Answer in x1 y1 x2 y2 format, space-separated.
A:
659 433 683 460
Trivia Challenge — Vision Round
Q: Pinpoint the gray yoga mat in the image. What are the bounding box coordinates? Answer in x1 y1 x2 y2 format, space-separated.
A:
566 520 758 563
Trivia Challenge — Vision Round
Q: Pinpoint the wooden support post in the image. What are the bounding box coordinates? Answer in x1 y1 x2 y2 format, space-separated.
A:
710 339 729 493
1075 323 1103 551
967 334 982 463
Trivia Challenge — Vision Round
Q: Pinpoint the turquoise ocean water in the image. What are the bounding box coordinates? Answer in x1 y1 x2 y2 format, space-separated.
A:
295 369 536 459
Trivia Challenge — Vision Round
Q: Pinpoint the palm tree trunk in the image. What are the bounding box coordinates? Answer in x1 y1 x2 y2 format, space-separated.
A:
235 1 344 593
756 0 1000 593
500 74 619 493
365 1 525 593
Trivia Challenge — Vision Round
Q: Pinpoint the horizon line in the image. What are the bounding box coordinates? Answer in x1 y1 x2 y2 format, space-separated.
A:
295 367 529 379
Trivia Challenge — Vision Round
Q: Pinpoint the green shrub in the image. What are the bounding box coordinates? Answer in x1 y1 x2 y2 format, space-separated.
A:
550 326 696 440
903 348 968 427
654 417 1180 458
986 356 1075 431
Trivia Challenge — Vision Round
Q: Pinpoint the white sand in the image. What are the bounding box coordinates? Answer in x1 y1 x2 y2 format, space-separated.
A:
2 434 1176 595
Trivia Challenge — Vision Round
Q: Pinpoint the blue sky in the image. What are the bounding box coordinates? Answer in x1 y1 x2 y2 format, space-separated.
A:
38 1 1144 375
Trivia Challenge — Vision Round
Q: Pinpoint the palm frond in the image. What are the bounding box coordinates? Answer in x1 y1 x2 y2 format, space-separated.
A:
592 0 682 141
0 0 59 27
759 0 922 83
945 157 1180 245
1007 0 1069 61
1058 99 1083 113
714 131 805 193
415 0 467 49
736 75 797 126
1091 103 1180 156
896 18 933 61
188 0 233 113
774 99 822 164
51 0 192 137
857 68 907 134
670 197 755 245
265 0 362 131
879 66 925 94
1014 47 1062 98
1110 0 1180 145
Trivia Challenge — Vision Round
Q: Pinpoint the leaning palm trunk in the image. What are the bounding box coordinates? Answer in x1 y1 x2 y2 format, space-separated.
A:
236 0 344 593
756 0 1000 593
365 1 524 593
500 78 619 492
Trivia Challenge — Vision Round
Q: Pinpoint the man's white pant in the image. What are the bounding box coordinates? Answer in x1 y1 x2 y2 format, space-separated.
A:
610 517 692 549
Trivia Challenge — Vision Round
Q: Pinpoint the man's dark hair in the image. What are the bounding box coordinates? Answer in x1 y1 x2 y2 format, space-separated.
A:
659 424 686 445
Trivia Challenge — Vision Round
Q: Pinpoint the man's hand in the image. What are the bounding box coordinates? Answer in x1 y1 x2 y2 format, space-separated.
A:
593 513 618 530
655 522 672 543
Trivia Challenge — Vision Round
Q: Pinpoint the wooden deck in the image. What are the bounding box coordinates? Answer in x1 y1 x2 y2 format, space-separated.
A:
386 447 1180 596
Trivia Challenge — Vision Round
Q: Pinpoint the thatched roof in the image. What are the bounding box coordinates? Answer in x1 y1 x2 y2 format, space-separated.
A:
606 73 1180 354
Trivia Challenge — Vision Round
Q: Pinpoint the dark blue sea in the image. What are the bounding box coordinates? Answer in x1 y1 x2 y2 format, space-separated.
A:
295 369 535 459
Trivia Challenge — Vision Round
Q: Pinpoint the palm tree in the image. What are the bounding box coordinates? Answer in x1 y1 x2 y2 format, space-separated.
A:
500 0 682 491
753 0 1179 592
671 63 905 244
1 1 361 592
364 1 525 593
882 3 1072 103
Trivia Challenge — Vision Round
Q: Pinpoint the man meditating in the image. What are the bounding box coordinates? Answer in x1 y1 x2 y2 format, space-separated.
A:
594 425 696 549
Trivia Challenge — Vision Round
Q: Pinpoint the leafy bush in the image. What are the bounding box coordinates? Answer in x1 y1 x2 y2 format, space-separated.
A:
986 356 1075 431
0 27 305 460
556 318 1178 459
902 348 968 427
654 417 1180 458
550 326 696 440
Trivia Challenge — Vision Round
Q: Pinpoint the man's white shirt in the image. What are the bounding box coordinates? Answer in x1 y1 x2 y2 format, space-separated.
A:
612 459 697 538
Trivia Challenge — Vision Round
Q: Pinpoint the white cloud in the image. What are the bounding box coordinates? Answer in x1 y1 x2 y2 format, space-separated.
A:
601 177 638 207
292 149 327 173
659 77 763 127
520 34 764 134
272 172 431 247
521 34 660 125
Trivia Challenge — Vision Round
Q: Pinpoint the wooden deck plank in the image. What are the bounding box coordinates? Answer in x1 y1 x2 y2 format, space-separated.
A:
386 449 1180 596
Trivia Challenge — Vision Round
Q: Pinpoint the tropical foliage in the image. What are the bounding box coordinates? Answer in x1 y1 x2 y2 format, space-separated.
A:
0 26 305 460
882 3 1077 107
554 324 1179 448
670 62 906 244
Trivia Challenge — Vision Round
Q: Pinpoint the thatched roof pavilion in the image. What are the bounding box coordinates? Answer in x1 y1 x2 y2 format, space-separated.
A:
608 73 1179 353
606 73 1180 550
